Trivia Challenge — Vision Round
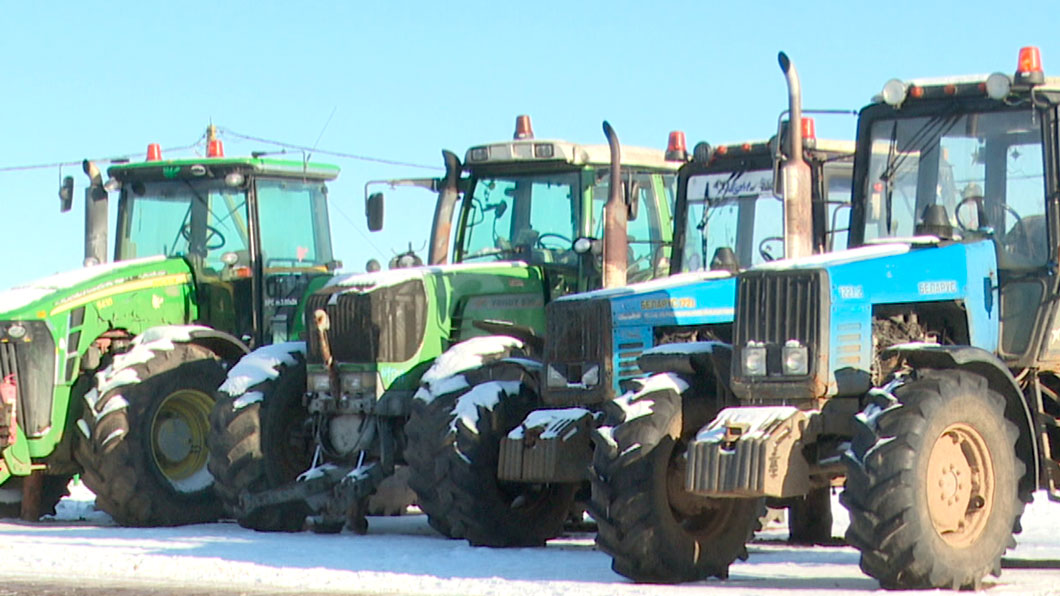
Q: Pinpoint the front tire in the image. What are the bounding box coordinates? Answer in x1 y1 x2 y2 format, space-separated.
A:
590 375 762 583
417 362 576 547
75 342 225 526
208 346 312 532
842 369 1025 590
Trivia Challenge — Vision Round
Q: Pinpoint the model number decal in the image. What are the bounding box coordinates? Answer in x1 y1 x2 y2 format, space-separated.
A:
918 280 958 295
641 297 695 310
837 285 863 299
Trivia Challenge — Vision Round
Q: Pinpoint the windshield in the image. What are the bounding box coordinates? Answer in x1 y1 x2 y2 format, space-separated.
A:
680 169 783 271
460 171 581 265
116 179 250 271
256 178 333 269
862 108 1046 267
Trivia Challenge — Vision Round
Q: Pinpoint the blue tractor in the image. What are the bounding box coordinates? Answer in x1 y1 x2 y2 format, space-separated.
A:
403 55 854 549
594 47 1060 589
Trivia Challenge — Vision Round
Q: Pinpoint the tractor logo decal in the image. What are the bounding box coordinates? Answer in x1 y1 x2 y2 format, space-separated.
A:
917 280 958 296
51 272 191 316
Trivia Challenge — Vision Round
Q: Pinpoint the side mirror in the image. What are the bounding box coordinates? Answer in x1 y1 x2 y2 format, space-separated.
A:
626 180 640 221
59 176 74 213
366 192 384 232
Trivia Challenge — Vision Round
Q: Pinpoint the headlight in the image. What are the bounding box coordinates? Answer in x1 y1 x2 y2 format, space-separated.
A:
341 372 375 394
881 78 907 106
6 324 25 340
546 364 566 388
308 372 332 393
985 72 1012 100
782 341 809 376
742 344 767 377
581 364 599 387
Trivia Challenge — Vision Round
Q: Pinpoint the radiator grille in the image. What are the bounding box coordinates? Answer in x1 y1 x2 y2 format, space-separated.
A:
306 279 428 364
542 297 613 405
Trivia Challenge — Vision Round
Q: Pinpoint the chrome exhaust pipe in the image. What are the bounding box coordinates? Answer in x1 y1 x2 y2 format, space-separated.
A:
602 121 626 288
778 52 812 261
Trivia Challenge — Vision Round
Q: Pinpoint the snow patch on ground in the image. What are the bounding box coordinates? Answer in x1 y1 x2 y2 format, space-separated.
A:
220 341 305 399
12 480 1060 595
449 380 521 433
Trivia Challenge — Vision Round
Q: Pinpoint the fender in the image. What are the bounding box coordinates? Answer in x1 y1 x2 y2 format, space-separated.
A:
883 342 1040 493
139 325 250 365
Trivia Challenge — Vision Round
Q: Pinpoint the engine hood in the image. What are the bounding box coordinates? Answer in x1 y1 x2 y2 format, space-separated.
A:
0 256 193 320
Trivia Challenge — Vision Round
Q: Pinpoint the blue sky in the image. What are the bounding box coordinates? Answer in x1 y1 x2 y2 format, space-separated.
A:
1 1 1057 286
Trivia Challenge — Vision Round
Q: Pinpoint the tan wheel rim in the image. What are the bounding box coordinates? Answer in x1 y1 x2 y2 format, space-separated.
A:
151 388 214 491
926 422 994 547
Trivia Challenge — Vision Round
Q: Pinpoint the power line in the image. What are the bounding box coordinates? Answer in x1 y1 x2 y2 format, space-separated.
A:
0 137 207 174
219 127 441 171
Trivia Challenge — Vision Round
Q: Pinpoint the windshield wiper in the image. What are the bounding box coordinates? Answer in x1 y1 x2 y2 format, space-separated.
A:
879 108 962 234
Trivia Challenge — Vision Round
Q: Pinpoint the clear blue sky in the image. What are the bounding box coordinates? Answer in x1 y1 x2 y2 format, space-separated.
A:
1 1 1057 286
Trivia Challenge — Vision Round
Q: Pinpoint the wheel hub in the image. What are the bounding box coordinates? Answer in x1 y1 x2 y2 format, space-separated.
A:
926 422 993 547
156 418 193 462
151 388 213 489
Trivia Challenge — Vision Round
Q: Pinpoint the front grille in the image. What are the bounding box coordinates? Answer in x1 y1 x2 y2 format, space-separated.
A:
0 321 56 437
306 279 428 364
542 297 613 406
733 269 828 392
736 270 825 349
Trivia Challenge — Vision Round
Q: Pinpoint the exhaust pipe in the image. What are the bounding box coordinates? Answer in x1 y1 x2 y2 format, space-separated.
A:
428 150 463 265
602 121 626 288
778 52 812 261
82 160 108 266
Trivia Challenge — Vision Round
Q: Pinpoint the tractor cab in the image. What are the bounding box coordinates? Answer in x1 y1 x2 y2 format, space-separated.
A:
108 134 340 347
850 53 1057 366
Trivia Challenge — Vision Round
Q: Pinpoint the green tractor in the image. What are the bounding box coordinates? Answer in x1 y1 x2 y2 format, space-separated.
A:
0 127 341 525
207 116 684 533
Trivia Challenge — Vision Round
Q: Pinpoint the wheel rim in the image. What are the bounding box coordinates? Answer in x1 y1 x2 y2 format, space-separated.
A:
926 422 994 547
151 388 214 492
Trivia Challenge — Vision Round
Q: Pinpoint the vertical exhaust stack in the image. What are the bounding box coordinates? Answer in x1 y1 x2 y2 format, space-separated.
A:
428 150 463 265
602 121 627 288
82 160 108 266
778 52 812 261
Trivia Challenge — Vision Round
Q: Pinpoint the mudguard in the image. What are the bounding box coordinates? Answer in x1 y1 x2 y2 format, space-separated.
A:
883 342 1040 492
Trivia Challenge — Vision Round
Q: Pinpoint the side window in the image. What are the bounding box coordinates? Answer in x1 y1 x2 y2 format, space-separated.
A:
825 167 853 251
204 189 250 270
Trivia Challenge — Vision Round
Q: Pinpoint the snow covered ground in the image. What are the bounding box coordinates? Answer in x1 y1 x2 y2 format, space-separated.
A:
2 481 1060 594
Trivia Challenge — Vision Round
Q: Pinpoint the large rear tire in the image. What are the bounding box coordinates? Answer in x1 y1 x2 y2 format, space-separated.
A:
842 369 1025 590
75 342 225 526
208 347 312 532
415 362 576 547
590 375 762 583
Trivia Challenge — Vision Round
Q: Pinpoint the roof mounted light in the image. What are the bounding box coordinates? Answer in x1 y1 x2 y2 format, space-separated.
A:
1015 46 1045 86
146 143 162 162
514 115 534 140
801 117 816 141
692 141 714 164
985 72 1012 99
881 78 907 106
207 139 224 158
665 131 688 161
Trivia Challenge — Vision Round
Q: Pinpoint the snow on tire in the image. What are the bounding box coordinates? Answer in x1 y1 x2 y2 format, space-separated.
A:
841 369 1025 590
405 335 531 540
590 374 763 583
207 342 311 532
417 361 574 547
75 341 225 526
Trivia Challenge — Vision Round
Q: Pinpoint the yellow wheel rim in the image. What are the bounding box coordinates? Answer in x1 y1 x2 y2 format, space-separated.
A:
926 422 994 547
151 388 214 490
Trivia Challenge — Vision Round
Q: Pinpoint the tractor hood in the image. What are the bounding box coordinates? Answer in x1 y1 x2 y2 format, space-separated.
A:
0 256 194 322
323 261 536 297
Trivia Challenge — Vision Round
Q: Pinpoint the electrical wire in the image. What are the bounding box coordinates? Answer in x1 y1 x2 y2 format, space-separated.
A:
219 127 441 171
0 128 442 174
